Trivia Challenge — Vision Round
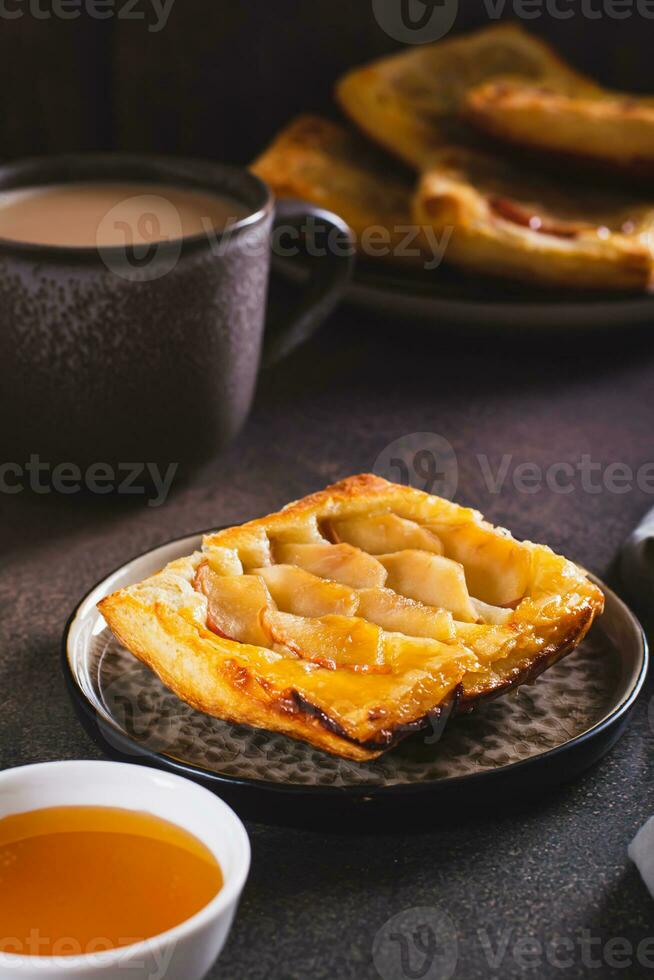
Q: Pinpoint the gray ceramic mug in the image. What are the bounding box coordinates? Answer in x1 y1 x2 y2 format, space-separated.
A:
0 154 353 478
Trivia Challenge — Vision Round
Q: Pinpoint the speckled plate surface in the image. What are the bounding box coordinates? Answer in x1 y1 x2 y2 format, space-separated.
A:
63 532 647 823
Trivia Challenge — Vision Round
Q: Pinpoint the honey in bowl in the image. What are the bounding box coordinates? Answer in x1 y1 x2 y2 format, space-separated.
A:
0 806 223 957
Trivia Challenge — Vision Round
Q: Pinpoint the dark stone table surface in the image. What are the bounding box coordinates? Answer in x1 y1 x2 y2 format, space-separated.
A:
2 303 654 979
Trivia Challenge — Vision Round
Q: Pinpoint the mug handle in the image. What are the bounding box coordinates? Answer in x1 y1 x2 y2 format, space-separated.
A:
261 199 355 368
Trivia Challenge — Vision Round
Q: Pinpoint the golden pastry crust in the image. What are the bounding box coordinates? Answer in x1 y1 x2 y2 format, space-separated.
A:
251 114 429 266
99 475 604 762
466 80 654 179
336 22 598 169
253 29 654 289
413 146 654 291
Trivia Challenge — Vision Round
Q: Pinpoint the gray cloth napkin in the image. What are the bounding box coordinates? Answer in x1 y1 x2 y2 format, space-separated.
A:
621 505 654 612
630 817 654 897
623 512 654 895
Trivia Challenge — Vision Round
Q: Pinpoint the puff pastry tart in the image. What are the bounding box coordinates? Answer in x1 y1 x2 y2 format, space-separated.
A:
99 475 604 762
466 80 654 179
413 146 654 290
252 114 427 265
336 22 598 169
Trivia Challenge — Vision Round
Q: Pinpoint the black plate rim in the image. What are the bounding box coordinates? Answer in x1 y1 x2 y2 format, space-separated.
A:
62 529 649 801
273 251 654 323
351 265 654 311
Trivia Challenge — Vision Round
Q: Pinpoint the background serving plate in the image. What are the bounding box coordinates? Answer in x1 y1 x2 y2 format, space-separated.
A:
276 254 654 333
350 266 654 331
64 532 647 827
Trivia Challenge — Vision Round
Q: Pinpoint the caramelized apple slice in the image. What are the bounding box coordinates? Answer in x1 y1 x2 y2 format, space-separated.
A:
382 631 478 676
204 546 244 577
255 565 359 618
378 550 478 623
204 525 273 570
275 542 387 589
194 564 273 647
262 610 386 671
429 522 531 607
328 513 443 555
471 597 514 626
357 587 455 642
267 514 325 545
454 622 517 665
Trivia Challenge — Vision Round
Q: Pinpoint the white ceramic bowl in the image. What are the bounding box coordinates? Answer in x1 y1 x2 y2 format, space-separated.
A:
0 761 250 980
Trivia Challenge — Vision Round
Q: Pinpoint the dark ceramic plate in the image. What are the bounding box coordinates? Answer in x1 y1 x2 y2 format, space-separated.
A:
63 532 648 826
275 253 654 331
347 262 654 331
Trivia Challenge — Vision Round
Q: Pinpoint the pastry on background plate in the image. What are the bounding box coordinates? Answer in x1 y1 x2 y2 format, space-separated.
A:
336 22 598 169
465 80 654 180
252 114 433 266
413 146 654 290
99 475 604 762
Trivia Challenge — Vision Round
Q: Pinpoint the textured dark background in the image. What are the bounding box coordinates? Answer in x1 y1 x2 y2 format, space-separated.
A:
2 2 654 978
3 315 654 979
0 0 654 162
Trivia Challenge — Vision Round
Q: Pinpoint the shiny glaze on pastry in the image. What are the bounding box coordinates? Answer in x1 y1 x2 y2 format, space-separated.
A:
99 476 603 761
335 22 598 169
252 114 429 265
414 146 654 290
466 79 654 179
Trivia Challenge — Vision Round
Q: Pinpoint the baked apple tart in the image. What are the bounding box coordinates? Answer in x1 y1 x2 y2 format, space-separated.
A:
99 475 604 762
252 114 428 266
336 22 598 169
466 80 654 179
414 146 654 290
